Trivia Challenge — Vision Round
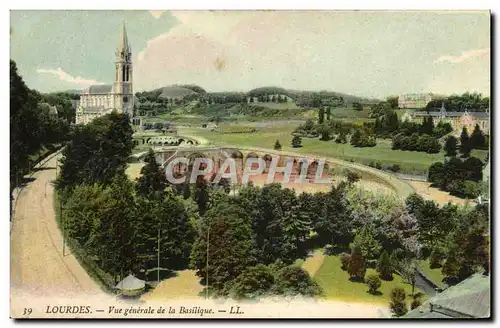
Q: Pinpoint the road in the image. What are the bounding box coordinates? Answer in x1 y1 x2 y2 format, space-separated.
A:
10 153 101 302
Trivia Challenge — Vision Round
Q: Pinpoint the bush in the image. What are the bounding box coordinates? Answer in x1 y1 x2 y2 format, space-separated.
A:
340 252 351 271
230 264 275 300
390 287 408 317
410 293 423 310
348 246 366 281
346 170 361 185
365 274 382 294
274 139 282 150
449 180 481 199
272 266 322 297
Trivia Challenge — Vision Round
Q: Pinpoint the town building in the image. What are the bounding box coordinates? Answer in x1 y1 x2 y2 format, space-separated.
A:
75 23 134 125
401 103 490 134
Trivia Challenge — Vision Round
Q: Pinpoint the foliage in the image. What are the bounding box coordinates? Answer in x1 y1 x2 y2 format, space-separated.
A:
389 287 408 317
346 170 361 185
377 251 393 280
444 136 458 157
425 92 489 112
352 225 382 260
274 139 282 150
190 201 257 294
340 252 351 271
291 135 302 148
429 246 446 269
347 245 366 281
459 127 472 158
272 265 322 297
230 264 275 299
135 149 167 198
365 273 382 294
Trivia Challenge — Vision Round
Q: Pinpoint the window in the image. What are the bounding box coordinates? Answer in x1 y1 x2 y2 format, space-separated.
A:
123 96 128 103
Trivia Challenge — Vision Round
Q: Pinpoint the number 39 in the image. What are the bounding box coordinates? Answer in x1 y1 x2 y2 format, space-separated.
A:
23 308 32 316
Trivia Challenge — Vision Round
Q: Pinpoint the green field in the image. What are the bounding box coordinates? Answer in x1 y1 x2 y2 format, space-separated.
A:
418 260 445 288
314 255 426 305
177 124 487 174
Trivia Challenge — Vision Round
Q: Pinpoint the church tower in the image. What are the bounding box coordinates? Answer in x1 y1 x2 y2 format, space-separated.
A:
114 23 134 116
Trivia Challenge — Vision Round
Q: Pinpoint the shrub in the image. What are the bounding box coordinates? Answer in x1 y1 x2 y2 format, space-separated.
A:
340 252 351 271
347 246 366 281
272 266 322 297
346 170 361 185
388 164 401 173
390 287 408 317
274 139 282 151
410 293 423 310
449 180 481 199
365 274 382 294
230 264 275 300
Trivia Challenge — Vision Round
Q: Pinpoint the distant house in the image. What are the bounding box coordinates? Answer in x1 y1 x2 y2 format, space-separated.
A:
404 273 490 319
402 103 490 134
39 102 58 117
398 93 434 109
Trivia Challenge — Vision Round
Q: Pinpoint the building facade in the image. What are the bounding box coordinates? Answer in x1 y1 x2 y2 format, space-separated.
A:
76 23 134 125
402 103 490 134
398 93 433 109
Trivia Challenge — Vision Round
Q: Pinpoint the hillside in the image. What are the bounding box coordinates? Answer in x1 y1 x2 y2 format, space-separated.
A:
155 86 197 99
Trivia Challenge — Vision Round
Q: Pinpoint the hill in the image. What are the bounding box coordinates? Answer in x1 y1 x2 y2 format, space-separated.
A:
155 85 197 99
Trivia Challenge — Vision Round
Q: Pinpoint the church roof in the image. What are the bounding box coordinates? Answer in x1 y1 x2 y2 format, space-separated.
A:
412 111 489 118
84 84 113 95
118 22 130 53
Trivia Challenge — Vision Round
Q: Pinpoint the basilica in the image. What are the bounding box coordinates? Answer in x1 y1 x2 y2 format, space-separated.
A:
75 23 134 125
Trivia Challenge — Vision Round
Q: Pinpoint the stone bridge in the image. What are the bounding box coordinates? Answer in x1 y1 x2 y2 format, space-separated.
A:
132 134 199 147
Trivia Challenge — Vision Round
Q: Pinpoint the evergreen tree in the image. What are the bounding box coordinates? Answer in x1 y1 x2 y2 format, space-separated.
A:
318 107 325 124
429 245 446 269
442 247 461 284
377 251 393 280
444 135 458 157
459 127 472 157
347 245 366 281
291 135 302 148
470 124 486 149
135 149 167 198
326 107 331 121
274 139 282 151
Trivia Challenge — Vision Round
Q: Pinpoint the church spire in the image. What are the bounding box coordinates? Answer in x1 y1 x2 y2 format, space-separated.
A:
118 22 130 53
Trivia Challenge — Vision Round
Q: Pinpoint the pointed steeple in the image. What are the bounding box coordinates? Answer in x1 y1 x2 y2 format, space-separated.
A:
118 22 130 53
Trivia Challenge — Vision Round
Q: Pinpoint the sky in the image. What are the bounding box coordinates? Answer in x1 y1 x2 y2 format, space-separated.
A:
10 10 490 99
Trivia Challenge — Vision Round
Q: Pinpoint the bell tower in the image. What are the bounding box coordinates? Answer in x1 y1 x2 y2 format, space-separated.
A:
114 22 133 116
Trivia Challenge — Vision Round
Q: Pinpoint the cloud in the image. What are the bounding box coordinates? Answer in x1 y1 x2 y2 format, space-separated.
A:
434 48 490 64
36 67 105 86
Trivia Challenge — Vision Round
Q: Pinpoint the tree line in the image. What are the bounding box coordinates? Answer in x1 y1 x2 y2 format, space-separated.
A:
10 60 72 210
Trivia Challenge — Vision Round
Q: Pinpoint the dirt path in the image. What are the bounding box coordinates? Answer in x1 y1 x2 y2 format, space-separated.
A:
408 181 470 206
302 249 326 277
10 153 102 308
141 270 203 301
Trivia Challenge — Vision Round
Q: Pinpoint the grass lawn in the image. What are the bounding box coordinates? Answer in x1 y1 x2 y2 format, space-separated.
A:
314 255 427 305
177 124 468 174
418 260 445 288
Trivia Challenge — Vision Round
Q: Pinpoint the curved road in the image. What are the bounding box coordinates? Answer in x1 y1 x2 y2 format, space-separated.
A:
10 153 101 306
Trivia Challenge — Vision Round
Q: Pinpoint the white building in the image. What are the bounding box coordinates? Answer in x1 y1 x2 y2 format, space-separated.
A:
76 23 134 125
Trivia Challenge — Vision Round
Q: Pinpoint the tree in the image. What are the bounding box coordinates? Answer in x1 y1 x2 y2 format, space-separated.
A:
442 248 460 284
459 127 472 158
352 225 382 260
365 273 382 294
377 251 393 280
346 170 361 185
272 265 322 297
444 136 458 157
386 96 399 109
274 139 282 151
291 135 302 148
350 129 362 147
230 264 275 299
190 202 257 294
347 245 366 281
428 162 445 185
470 124 486 149
318 107 325 124
326 107 331 121
411 293 423 310
135 149 167 198
390 287 408 317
